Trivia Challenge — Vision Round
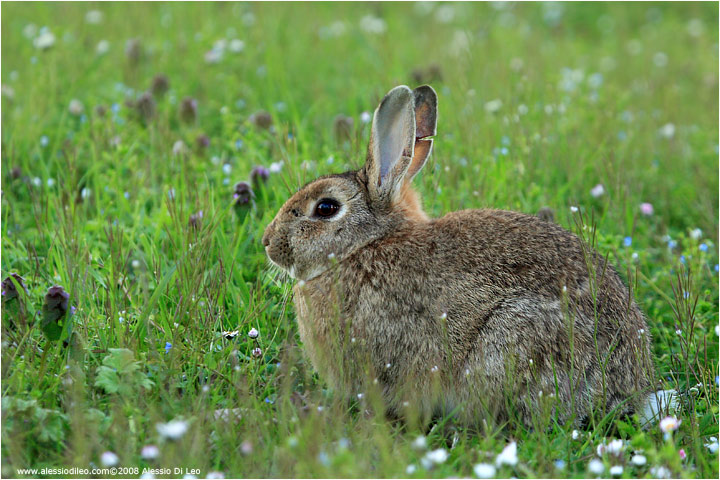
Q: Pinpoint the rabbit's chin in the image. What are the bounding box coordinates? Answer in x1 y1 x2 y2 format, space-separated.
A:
267 257 332 283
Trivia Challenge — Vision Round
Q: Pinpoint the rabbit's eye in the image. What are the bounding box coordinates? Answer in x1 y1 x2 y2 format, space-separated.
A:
314 198 340 218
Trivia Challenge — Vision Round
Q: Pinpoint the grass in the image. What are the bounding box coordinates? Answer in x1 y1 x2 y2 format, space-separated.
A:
1 1 718 478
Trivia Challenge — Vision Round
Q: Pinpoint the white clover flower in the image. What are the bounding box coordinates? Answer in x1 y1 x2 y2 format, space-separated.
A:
156 419 189 439
484 99 503 113
659 415 681 434
359 15 387 34
659 123 675 139
100 451 119 467
96 40 110 55
69 99 84 116
412 435 427 450
705 437 719 453
609 465 623 476
85 10 103 24
248 328 259 339
630 454 646 466
588 458 604 475
141 444 160 460
360 111 372 124
571 430 580 440
473 463 497 478
228 39 245 53
405 464 417 475
597 439 624 456
590 184 605 198
495 441 518 467
172 140 187 156
34 31 56 50
650 466 671 478
424 448 449 465
269 161 283 173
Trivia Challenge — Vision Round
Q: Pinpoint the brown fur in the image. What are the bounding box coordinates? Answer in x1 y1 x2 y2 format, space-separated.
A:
262 85 655 427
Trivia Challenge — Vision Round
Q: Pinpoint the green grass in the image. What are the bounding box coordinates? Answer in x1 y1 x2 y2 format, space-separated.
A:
1 2 718 478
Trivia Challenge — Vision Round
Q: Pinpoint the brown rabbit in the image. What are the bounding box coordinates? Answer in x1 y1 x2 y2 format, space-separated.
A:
262 85 659 427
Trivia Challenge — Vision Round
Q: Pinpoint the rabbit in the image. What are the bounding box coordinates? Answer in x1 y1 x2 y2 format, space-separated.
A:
262 85 660 428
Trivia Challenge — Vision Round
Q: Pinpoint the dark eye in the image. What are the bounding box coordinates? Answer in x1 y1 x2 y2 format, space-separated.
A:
314 198 340 218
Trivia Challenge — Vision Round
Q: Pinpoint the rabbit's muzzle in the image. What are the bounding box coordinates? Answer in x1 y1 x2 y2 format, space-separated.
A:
262 220 295 274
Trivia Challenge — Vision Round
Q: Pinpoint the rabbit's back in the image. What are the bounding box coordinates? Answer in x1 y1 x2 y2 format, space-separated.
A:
295 208 653 425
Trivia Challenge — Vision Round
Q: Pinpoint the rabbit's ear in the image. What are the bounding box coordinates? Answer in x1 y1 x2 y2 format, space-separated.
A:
365 85 416 206
406 85 438 181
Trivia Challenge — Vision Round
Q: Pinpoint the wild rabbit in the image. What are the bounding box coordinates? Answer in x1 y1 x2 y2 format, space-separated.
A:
263 85 661 427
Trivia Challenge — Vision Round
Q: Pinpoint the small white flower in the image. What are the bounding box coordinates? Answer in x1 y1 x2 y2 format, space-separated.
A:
229 39 245 53
570 206 579 213
630 454 646 466
659 123 675 139
327 253 336 260
34 31 56 50
412 435 427 450
132 260 141 269
100 451 119 467
690 228 703 240
650 466 671 479
81 188 91 199
430 365 439 373
360 111 372 124
47 178 55 187
69 99 84 116
716 325 719 336
473 463 497 478
248 328 259 339
359 15 387 34
356 393 364 399
484 99 503 113
140 473 155 479
269 161 283 173
571 430 580 440
590 184 605 198
597 439 624 456
609 465 623 476
659 415 681 434
495 441 518 467
172 140 187 156
206 472 224 479
85 10 103 24
141 444 160 460
205 49 223 64
96 40 110 55
588 458 604 475
705 438 719 453
424 448 449 465
405 464 416 474
156 419 189 439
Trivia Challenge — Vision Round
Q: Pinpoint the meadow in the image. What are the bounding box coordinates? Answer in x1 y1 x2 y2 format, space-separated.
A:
1 2 718 478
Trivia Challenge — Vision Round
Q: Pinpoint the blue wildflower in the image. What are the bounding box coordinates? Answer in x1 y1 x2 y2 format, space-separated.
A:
235 139 243 150
668 240 678 249
165 342 172 353
680 255 686 264
623 236 632 247
699 243 708 252
40 135 49 147
714 264 719 273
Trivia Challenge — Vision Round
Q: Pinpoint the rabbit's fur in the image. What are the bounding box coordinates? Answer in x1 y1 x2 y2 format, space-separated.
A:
263 85 655 427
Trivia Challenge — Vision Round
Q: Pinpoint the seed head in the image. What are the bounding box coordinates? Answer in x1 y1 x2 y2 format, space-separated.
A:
10 166 23 180
188 210 203 229
333 114 354 143
249 110 272 129
41 285 71 341
195 134 210 151
250 165 270 187
179 97 198 124
151 74 170 98
125 38 142 65
2 273 27 300
135 92 156 123
233 181 254 207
